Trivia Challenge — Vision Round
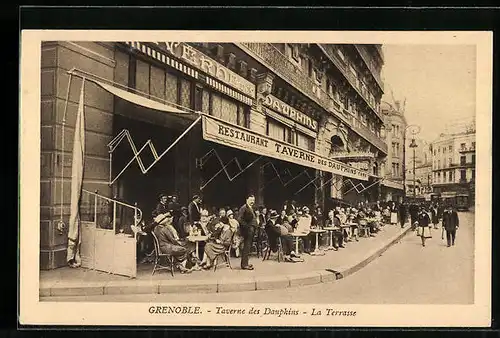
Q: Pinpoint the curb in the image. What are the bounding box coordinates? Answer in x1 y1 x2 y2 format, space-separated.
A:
41 226 412 297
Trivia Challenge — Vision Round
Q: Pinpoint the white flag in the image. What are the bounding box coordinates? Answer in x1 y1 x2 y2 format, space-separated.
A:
66 80 86 267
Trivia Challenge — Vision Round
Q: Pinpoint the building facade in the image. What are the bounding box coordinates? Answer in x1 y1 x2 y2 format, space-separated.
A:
380 100 406 202
40 41 387 269
430 130 476 201
405 138 432 197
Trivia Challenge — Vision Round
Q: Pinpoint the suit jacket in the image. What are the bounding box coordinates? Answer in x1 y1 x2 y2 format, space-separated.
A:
417 212 431 227
238 204 258 228
188 201 201 224
152 202 169 219
442 210 459 231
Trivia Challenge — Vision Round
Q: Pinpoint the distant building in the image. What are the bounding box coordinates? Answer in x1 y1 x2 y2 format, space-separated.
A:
430 129 476 204
380 100 406 202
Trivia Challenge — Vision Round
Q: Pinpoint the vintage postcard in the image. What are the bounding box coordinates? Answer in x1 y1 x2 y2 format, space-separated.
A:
19 30 492 327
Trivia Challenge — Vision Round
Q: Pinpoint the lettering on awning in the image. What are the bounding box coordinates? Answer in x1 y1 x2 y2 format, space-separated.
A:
202 116 369 181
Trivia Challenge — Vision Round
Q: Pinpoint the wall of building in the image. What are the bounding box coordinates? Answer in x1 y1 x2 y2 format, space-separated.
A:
40 41 115 270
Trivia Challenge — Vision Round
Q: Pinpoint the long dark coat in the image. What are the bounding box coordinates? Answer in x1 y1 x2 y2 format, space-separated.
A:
442 210 460 231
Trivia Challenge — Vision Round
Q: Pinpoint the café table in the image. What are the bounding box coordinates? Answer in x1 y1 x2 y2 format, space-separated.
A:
290 232 309 254
322 226 338 250
187 235 209 258
309 228 327 256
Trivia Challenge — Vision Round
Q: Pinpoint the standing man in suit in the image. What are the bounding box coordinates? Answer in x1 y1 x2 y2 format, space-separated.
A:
238 194 258 270
398 202 407 228
442 205 460 247
188 195 202 226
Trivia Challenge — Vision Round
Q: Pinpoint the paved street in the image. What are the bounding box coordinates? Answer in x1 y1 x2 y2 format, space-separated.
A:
42 212 474 304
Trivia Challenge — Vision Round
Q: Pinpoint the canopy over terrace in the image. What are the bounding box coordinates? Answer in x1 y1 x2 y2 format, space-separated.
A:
69 68 373 187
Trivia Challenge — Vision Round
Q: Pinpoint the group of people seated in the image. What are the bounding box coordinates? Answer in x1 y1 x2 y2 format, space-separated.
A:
137 194 393 273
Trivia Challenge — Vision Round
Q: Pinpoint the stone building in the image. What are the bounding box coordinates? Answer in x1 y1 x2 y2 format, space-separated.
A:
40 41 387 269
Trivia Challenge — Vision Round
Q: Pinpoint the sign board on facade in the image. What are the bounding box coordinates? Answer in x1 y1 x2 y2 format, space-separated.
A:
347 161 370 171
154 42 256 99
262 95 319 131
202 116 369 181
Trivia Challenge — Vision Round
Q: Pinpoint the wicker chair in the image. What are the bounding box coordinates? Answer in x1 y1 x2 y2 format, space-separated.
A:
151 231 175 277
358 219 371 238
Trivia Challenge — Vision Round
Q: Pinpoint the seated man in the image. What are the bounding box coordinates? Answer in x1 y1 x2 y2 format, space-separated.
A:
265 211 302 262
153 211 200 273
325 210 345 250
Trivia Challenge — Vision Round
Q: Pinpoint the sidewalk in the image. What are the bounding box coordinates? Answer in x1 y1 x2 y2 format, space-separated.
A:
40 223 412 297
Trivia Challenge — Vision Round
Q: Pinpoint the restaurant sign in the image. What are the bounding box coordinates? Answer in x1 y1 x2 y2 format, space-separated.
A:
202 116 369 181
262 95 319 131
347 161 370 172
154 42 255 99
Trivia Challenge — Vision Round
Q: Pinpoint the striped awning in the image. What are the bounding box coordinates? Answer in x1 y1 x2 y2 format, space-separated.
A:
124 41 199 79
205 77 254 106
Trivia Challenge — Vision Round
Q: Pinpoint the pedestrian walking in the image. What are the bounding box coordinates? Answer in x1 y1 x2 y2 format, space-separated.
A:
442 205 460 247
430 204 439 229
238 194 258 270
398 202 407 228
416 206 432 247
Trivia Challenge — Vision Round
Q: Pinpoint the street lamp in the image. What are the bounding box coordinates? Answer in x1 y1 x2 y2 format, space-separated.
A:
409 138 418 199
402 124 421 201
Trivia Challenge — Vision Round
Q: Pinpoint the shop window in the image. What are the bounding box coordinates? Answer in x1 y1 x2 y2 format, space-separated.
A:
202 90 210 114
267 119 286 141
237 104 248 128
135 59 150 96
180 78 192 109
472 169 475 180
210 93 238 125
297 132 315 151
165 72 179 105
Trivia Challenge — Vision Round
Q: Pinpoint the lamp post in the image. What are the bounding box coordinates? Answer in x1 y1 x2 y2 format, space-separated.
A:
409 138 418 199
403 124 421 201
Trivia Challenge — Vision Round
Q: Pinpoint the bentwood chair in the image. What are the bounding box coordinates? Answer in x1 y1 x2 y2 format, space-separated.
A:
151 231 175 277
213 231 235 272
262 236 284 262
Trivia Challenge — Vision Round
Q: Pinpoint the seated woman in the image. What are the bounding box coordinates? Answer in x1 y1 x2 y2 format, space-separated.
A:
265 211 302 262
227 209 243 257
200 216 233 269
325 210 345 250
153 211 200 273
347 209 360 241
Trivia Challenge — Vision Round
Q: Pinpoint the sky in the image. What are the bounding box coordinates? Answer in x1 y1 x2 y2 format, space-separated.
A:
381 44 476 143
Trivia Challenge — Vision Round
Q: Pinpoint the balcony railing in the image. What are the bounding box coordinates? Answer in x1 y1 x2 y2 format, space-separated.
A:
237 42 388 155
354 45 384 91
459 146 476 153
316 44 384 121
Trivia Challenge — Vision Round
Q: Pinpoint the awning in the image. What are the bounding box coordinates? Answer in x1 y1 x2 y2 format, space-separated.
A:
93 79 191 115
202 115 370 181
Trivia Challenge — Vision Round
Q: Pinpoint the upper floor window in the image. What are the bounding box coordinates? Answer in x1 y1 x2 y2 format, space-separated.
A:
286 44 301 66
460 155 466 165
472 141 476 149
449 145 452 152
460 142 466 150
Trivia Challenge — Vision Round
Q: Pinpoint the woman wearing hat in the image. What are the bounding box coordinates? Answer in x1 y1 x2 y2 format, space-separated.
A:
153 211 199 273
265 211 301 262
227 209 243 257
200 216 233 269
416 206 432 247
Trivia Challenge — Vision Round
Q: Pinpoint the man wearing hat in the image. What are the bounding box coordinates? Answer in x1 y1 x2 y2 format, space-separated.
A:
238 194 258 270
176 206 190 239
265 211 301 262
188 195 202 225
152 194 169 223
168 194 182 231
442 204 460 247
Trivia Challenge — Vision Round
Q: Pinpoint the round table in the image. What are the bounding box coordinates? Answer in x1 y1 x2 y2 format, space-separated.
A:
187 235 208 258
309 228 326 256
322 227 338 250
290 232 309 254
